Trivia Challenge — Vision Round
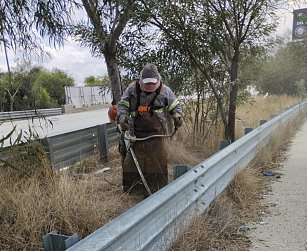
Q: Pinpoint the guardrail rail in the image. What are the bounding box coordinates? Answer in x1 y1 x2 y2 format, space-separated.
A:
0 122 118 169
0 108 63 121
43 123 117 169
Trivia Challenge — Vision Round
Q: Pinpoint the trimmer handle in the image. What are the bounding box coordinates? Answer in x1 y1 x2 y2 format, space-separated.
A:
128 118 135 137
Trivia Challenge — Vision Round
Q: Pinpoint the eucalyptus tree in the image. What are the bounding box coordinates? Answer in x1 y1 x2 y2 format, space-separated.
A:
0 62 41 111
256 39 307 95
118 23 222 143
139 0 279 141
0 0 76 53
0 0 79 111
73 0 135 103
203 0 279 141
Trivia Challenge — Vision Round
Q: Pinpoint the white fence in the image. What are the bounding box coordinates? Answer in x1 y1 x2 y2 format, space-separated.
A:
65 86 113 106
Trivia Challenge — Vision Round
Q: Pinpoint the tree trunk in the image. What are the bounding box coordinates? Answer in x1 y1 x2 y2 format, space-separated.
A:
104 52 122 103
9 95 14 112
227 50 239 142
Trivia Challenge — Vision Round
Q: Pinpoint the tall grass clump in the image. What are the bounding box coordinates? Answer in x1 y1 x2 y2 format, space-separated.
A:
0 141 137 251
235 95 300 138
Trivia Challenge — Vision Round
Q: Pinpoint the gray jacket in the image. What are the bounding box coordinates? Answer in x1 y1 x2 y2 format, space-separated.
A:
118 81 182 123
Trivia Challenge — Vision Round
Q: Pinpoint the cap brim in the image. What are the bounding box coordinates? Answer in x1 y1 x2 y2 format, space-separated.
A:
142 78 158 84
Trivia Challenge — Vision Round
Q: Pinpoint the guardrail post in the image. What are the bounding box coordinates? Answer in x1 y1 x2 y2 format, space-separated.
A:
219 140 231 150
43 230 79 251
41 138 54 167
244 128 253 134
173 165 191 180
260 120 267 126
97 124 109 162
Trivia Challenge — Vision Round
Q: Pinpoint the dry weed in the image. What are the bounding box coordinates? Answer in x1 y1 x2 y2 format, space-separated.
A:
227 166 262 214
0 144 139 251
235 95 300 138
171 194 244 251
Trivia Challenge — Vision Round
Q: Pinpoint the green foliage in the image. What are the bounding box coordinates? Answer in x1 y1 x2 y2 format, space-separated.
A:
1 0 79 56
34 69 74 106
119 0 280 141
1 0 282 140
84 75 96 86
255 40 307 96
84 75 110 87
238 41 274 88
294 79 306 99
0 61 74 111
33 87 58 109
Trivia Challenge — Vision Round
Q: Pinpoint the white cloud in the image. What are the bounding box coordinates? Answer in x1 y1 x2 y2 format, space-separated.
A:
41 38 107 85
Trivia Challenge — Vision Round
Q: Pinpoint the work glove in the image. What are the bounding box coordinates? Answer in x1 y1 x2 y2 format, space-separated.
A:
119 115 129 131
172 112 183 128
108 104 118 123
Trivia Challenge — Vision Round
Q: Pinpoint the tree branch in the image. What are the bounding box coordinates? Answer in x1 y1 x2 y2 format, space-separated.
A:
109 0 134 52
82 0 107 53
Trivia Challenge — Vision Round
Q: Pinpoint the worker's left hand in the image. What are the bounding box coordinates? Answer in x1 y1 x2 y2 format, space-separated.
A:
172 112 183 128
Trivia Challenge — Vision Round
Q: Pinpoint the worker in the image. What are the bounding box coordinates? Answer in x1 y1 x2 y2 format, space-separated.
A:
117 63 183 195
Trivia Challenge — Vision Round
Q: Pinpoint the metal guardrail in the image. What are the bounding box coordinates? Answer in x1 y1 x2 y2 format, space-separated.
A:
43 123 117 169
0 108 63 121
43 126 97 169
0 122 117 169
67 102 306 251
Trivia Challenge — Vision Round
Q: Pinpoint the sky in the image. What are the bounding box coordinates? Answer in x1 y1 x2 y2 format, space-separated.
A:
0 36 107 86
1 2 307 86
42 37 108 85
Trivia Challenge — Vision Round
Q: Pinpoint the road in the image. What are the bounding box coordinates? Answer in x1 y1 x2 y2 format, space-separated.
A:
0 108 110 147
248 119 307 250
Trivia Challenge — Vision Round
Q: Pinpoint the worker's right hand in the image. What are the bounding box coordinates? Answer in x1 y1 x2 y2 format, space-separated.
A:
119 115 129 131
172 112 183 128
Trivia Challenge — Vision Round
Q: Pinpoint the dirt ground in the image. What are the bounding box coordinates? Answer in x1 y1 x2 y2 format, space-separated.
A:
248 119 307 250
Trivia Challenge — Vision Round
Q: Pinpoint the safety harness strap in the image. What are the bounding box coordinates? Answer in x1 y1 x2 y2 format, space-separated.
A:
135 81 162 117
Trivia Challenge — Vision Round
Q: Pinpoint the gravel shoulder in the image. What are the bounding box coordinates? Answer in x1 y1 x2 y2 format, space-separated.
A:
248 119 307 250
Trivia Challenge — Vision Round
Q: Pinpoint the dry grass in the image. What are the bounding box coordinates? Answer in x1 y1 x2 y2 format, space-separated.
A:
0 145 140 251
0 95 303 251
169 99 306 251
169 164 264 251
235 95 300 138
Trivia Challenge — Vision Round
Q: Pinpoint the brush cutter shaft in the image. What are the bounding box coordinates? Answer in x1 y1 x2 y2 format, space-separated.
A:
130 147 152 195
124 128 177 142
120 126 177 196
